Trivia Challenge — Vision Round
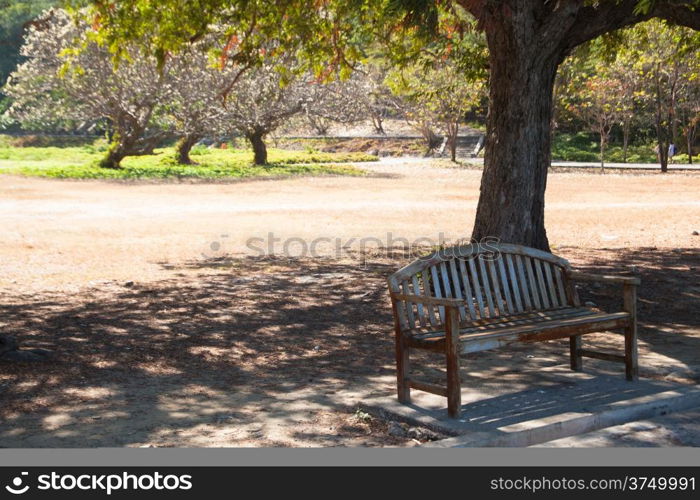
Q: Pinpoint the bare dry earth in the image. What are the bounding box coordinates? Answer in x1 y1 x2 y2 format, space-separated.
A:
0 160 699 447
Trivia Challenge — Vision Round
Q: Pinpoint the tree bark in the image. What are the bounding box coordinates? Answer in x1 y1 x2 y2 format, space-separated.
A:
471 13 561 251
248 130 268 165
622 117 630 163
448 121 458 162
688 128 694 164
176 135 201 165
99 143 128 169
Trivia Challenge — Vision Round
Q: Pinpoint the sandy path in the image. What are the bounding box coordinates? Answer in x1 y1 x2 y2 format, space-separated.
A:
1 161 698 291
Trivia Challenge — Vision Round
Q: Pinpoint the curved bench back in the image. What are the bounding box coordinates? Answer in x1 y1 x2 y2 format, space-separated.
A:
388 243 575 331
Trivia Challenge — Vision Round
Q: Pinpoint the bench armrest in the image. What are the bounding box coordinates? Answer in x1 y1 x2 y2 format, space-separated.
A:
567 270 640 286
390 293 465 307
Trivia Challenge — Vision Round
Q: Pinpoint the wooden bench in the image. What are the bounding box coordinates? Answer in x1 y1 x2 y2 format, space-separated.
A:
387 243 640 418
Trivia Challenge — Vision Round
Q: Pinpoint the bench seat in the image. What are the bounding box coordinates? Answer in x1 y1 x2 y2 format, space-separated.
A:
407 307 631 353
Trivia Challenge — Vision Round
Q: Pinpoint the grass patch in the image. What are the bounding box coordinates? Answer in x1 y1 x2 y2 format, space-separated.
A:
0 145 375 180
552 132 658 163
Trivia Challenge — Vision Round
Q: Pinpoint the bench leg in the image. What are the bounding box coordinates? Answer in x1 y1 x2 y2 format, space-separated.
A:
569 335 582 371
395 333 411 404
445 307 461 418
623 283 639 381
624 323 638 381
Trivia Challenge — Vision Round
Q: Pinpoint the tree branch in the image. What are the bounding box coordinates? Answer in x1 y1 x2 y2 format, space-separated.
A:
564 0 700 54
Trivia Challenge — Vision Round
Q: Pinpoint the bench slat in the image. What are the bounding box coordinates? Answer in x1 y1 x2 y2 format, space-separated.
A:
466 257 486 319
544 261 559 308
514 254 532 310
448 259 469 321
478 257 496 318
554 266 568 306
524 256 542 309
486 259 505 316
410 307 597 338
421 271 439 327
407 311 630 353
411 275 427 328
505 254 524 313
498 256 516 314
401 280 416 329
430 265 446 323
534 258 551 309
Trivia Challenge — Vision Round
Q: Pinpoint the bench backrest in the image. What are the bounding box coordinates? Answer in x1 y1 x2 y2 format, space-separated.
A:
388 243 577 331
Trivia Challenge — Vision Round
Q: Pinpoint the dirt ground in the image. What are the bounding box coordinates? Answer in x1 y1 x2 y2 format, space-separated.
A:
0 160 699 447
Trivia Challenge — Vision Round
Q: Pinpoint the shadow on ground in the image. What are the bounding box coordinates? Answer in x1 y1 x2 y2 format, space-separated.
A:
0 246 697 446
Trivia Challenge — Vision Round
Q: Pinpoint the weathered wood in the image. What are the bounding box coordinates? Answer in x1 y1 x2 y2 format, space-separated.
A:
543 262 559 308
487 258 506 315
479 257 496 317
568 271 641 286
554 267 568 306
506 254 524 313
411 275 427 328
391 293 465 307
408 378 449 397
467 257 487 319
392 300 411 404
570 335 583 371
421 272 439 327
445 306 461 418
497 256 516 314
577 348 626 364
431 265 446 323
457 258 477 320
387 243 640 419
514 254 532 310
534 259 551 309
525 256 543 309
623 282 639 381
401 280 416 329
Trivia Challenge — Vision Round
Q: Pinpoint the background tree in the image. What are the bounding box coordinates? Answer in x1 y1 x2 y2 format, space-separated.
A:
220 61 308 165
621 20 700 171
387 60 486 161
4 9 171 168
559 69 624 171
161 48 235 164
302 65 394 136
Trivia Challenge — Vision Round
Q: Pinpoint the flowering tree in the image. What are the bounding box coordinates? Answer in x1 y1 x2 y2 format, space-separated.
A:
161 48 237 164
3 9 172 168
220 62 309 165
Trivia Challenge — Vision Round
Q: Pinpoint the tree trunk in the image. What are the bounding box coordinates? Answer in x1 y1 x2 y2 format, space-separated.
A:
600 133 606 174
448 122 458 162
176 135 201 165
471 24 560 251
99 143 128 169
248 131 268 165
622 117 630 163
686 123 696 164
371 114 385 135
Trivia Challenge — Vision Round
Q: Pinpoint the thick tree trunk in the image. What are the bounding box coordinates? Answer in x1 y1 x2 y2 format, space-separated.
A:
176 135 201 165
99 143 128 169
471 23 560 251
248 131 268 165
